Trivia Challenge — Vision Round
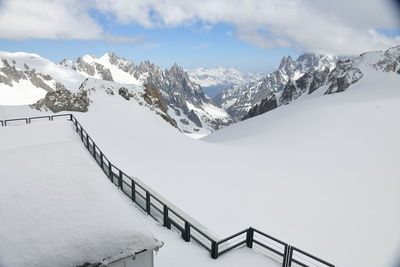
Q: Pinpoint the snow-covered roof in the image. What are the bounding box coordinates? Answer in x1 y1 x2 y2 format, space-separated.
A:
0 121 162 267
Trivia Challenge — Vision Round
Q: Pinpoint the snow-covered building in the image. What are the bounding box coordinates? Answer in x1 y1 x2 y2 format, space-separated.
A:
0 121 163 267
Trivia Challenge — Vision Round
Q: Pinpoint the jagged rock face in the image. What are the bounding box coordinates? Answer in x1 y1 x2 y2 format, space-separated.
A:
108 52 136 73
215 54 337 121
32 89 90 113
325 60 363 94
373 45 400 73
309 68 330 94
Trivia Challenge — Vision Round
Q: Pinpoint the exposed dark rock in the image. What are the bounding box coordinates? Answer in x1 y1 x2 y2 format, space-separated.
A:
180 119 189 125
95 63 113 81
31 89 90 113
143 84 168 114
242 95 278 120
325 61 363 95
309 67 330 94
187 110 202 127
118 87 134 100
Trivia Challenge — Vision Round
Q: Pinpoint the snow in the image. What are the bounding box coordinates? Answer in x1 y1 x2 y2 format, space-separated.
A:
0 51 85 91
1 64 399 267
0 119 279 267
39 68 400 267
0 122 161 267
0 79 47 105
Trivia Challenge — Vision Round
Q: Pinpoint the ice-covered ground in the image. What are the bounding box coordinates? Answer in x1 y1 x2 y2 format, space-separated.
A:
1 69 399 267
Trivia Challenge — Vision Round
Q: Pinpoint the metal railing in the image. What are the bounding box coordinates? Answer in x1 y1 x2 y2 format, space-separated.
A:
0 114 335 267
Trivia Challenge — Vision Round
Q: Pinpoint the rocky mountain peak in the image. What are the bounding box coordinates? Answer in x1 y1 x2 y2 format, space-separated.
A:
279 55 294 70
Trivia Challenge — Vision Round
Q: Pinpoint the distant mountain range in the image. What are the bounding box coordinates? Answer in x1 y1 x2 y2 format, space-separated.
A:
187 67 263 97
243 45 400 120
214 54 340 121
1 45 399 136
0 52 233 135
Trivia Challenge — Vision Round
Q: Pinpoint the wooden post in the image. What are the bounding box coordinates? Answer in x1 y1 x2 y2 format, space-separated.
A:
163 205 171 229
246 227 254 248
211 241 218 259
146 192 151 214
182 221 190 242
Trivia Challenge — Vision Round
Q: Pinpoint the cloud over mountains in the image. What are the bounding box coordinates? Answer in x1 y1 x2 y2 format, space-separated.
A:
0 0 399 55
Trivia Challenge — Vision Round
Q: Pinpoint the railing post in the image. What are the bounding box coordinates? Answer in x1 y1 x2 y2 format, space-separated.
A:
288 246 293 267
0 121 3 127
69 114 73 121
92 143 96 157
211 240 218 259
100 151 104 169
282 245 292 267
163 205 171 229
118 170 123 188
80 127 83 141
50 116 53 121
182 221 190 242
86 134 89 148
108 164 113 182
282 245 288 267
4 121 7 126
246 227 254 248
146 192 151 214
27 118 30 124
131 180 136 202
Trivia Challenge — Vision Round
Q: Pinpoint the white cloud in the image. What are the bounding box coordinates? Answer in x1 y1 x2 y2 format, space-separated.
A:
0 0 102 40
0 0 399 55
91 0 400 55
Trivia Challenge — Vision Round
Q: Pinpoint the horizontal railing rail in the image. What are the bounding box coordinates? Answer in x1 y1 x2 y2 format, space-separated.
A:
0 114 335 267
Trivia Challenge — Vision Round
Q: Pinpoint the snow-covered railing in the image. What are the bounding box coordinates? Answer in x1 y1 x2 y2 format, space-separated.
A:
0 114 335 267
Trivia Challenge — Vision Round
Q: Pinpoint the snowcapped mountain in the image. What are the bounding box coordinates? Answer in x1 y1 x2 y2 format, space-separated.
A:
243 45 400 120
0 52 233 135
187 67 263 97
215 54 338 121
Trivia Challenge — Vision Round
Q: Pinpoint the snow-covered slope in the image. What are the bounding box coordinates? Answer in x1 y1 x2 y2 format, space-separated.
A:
187 67 263 97
215 54 338 121
0 51 232 135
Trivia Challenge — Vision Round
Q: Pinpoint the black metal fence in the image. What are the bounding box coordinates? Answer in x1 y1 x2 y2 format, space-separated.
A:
0 114 335 267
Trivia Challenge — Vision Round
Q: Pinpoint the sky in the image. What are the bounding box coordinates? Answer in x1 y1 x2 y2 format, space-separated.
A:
0 0 400 73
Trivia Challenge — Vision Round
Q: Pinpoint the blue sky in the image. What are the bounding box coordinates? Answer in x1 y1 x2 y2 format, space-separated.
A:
0 21 297 73
0 0 399 74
